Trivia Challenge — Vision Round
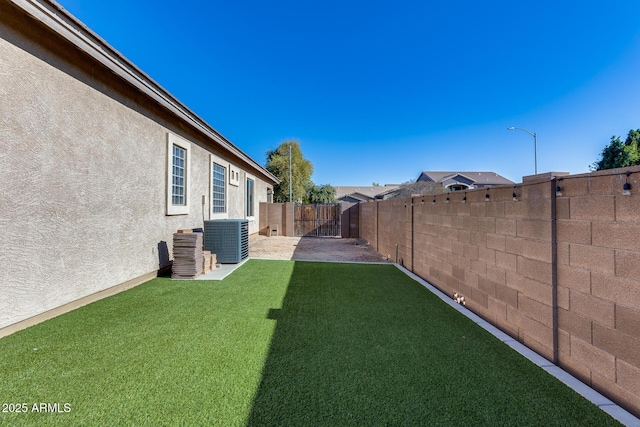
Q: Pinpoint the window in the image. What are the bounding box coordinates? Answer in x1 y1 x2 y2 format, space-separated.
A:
229 165 240 186
212 162 226 213
166 134 190 215
172 145 186 205
246 177 254 217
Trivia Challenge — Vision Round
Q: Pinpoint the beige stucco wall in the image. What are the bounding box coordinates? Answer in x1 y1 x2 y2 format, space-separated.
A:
0 11 273 330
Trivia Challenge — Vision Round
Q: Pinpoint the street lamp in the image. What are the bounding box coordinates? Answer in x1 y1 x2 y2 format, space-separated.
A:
507 126 537 175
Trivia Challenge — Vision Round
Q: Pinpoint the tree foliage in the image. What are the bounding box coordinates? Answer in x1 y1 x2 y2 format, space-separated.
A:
306 184 337 203
266 140 313 203
591 129 640 171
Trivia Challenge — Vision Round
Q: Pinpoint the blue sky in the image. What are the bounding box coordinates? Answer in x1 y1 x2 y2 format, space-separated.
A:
56 0 640 186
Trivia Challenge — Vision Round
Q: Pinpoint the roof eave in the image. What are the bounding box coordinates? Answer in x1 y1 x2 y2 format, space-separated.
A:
14 0 279 184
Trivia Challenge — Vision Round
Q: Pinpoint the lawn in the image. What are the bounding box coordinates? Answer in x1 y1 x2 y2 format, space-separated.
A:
0 260 619 426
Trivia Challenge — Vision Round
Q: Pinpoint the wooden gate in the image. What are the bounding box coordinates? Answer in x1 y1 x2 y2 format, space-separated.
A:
294 203 341 237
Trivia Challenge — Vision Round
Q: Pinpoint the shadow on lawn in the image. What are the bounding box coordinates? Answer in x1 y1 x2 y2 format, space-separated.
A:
247 261 429 425
245 261 620 426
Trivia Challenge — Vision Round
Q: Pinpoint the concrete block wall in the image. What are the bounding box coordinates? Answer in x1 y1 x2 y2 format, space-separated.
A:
359 202 378 249
359 166 640 417
555 167 640 414
258 202 295 236
376 198 412 267
259 202 282 235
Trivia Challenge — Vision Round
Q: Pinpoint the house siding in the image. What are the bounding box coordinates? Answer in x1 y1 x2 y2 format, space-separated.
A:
0 3 274 331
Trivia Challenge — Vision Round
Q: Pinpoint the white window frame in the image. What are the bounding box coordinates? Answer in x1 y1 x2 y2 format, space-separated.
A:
210 154 229 219
246 173 255 219
166 133 191 215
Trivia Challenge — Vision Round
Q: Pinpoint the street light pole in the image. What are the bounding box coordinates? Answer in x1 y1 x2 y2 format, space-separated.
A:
507 126 537 175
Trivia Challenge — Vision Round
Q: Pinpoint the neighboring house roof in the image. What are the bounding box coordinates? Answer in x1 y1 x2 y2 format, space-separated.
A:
417 171 513 188
347 192 375 202
334 185 400 202
381 181 448 199
17 0 277 185
340 193 373 203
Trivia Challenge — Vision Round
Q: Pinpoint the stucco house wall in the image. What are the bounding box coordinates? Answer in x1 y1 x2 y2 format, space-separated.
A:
0 0 276 333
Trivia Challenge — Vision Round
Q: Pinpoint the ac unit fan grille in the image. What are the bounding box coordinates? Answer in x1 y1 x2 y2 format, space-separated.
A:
203 219 249 263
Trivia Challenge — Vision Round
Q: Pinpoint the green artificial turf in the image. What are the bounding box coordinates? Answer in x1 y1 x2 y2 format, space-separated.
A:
0 260 620 426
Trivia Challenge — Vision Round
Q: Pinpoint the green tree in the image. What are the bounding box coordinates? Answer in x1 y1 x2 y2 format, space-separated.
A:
591 129 640 171
307 184 337 203
625 129 640 165
266 140 313 202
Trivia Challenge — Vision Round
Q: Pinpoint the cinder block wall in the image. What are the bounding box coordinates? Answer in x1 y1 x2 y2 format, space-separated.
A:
359 202 378 249
359 167 640 417
259 202 283 235
258 203 295 236
377 198 412 267
555 168 640 414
